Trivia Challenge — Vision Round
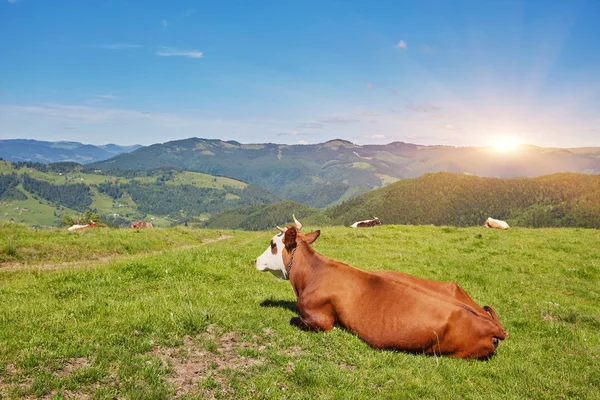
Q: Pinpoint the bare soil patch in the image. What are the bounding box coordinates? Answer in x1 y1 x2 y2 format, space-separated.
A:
149 325 267 398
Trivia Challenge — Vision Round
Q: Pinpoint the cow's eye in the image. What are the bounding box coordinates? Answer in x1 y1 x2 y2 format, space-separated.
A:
270 240 278 255
270 241 276 249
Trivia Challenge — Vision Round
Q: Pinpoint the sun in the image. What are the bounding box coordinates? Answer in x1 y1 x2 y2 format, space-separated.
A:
491 136 521 152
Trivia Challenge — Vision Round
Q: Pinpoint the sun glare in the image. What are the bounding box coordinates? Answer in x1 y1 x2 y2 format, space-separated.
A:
492 136 520 152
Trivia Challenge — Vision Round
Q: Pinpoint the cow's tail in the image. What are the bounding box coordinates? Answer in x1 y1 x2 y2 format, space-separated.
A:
483 305 506 340
483 305 499 322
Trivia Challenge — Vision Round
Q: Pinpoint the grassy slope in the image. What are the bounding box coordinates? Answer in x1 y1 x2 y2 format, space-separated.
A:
168 171 247 190
0 225 599 399
0 193 64 227
0 223 226 265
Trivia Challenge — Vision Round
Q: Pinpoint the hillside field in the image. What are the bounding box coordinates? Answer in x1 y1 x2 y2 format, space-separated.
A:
0 161 261 228
0 224 599 399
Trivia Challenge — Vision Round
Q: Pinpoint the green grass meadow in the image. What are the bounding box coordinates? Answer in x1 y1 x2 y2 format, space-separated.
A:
0 224 599 399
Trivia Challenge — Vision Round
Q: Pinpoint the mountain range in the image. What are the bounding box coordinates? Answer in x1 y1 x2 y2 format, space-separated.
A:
90 137 600 207
0 139 142 164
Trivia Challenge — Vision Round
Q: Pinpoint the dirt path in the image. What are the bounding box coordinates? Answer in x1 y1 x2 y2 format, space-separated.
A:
0 235 233 272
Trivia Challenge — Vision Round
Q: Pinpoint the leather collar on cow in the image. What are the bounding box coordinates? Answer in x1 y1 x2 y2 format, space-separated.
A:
285 240 305 280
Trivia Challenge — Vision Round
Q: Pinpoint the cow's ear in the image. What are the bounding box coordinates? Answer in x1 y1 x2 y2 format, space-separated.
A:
304 230 320 245
283 226 297 249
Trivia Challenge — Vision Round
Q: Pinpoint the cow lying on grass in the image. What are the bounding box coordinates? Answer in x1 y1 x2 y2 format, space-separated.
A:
484 217 510 230
131 221 153 229
255 216 506 359
67 220 99 231
350 217 381 228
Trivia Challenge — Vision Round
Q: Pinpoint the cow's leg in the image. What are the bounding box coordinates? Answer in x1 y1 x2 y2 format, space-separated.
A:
290 313 335 331
290 298 335 332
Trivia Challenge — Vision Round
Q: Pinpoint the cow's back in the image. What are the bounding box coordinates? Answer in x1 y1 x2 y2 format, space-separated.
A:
373 270 491 319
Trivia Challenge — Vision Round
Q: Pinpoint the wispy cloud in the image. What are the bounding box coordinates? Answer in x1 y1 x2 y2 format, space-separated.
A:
406 103 440 113
155 47 203 58
277 130 299 136
366 134 385 139
396 40 407 50
421 45 435 54
0 102 212 130
161 19 168 28
183 9 195 17
98 43 141 50
7 0 20 3
355 111 380 117
444 124 459 130
296 122 324 129
94 94 119 100
5 103 368 146
319 117 360 124
2 103 142 122
366 82 373 89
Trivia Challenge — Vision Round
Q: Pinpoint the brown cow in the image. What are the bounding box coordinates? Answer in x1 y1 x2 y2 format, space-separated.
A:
67 220 99 231
256 221 506 359
256 217 499 323
131 221 153 229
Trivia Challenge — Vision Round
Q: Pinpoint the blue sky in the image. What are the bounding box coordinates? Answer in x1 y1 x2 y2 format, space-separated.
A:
1 0 599 147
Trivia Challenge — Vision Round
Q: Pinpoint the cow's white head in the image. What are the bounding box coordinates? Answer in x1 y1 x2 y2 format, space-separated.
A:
255 231 288 279
256 214 316 279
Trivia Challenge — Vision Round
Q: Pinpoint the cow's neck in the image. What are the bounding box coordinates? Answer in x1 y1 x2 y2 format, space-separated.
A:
283 241 318 297
284 240 304 278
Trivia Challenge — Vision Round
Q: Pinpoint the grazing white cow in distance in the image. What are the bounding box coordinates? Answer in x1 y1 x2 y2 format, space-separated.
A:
68 220 99 231
484 217 509 230
350 217 381 228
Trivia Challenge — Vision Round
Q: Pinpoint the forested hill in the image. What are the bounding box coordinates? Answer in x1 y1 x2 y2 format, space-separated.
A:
203 172 600 229
90 137 600 208
323 172 600 228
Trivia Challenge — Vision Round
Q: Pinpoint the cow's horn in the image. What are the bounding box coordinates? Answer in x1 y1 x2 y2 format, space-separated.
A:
293 214 302 231
276 226 287 233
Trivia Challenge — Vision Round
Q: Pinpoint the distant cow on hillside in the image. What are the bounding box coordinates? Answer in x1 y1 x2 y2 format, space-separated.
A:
484 217 509 230
351 217 381 228
68 220 99 231
131 221 153 229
